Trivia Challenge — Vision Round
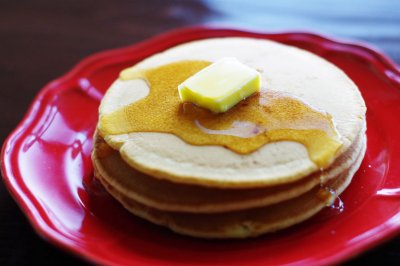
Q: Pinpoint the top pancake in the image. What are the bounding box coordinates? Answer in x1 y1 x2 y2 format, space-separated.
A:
98 37 366 188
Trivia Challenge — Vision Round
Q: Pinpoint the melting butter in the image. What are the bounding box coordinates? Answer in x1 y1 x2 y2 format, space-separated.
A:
100 60 342 168
178 58 261 113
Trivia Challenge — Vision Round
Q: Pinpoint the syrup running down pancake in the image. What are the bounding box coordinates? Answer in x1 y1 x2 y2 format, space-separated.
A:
93 133 366 238
93 37 367 238
93 126 364 213
98 38 365 188
100 60 342 167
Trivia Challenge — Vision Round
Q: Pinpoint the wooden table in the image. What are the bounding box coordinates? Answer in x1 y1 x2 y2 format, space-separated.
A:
1 0 399 264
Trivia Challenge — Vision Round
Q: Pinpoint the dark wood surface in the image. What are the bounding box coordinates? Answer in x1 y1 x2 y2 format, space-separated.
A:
1 0 399 265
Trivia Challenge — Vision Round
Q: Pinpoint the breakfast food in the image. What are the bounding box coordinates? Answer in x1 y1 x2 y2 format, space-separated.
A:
92 37 366 238
178 57 261 113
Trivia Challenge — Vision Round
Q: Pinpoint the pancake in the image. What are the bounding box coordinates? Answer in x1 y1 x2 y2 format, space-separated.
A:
92 125 365 213
98 37 366 188
93 37 367 238
93 136 366 238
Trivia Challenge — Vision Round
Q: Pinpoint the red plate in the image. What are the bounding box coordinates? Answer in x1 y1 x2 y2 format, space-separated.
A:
2 27 400 266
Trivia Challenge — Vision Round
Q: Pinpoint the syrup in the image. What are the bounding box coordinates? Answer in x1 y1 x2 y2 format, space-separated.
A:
100 60 342 168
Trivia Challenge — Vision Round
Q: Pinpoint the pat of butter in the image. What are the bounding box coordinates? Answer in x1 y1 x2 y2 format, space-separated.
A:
178 58 261 113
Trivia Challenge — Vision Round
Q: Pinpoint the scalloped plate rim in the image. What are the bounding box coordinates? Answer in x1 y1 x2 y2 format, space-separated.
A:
1 26 400 266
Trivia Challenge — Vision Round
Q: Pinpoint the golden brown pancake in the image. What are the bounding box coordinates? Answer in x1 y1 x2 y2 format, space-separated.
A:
92 37 367 238
98 37 366 188
92 128 365 213
93 137 365 238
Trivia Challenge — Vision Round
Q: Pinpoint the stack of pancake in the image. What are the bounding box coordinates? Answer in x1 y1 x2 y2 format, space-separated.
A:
92 38 366 238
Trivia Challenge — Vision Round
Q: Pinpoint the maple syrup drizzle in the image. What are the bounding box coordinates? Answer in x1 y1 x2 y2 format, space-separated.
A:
100 60 342 168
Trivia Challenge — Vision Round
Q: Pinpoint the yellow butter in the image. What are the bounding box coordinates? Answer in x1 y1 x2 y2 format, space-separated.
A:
178 58 261 113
